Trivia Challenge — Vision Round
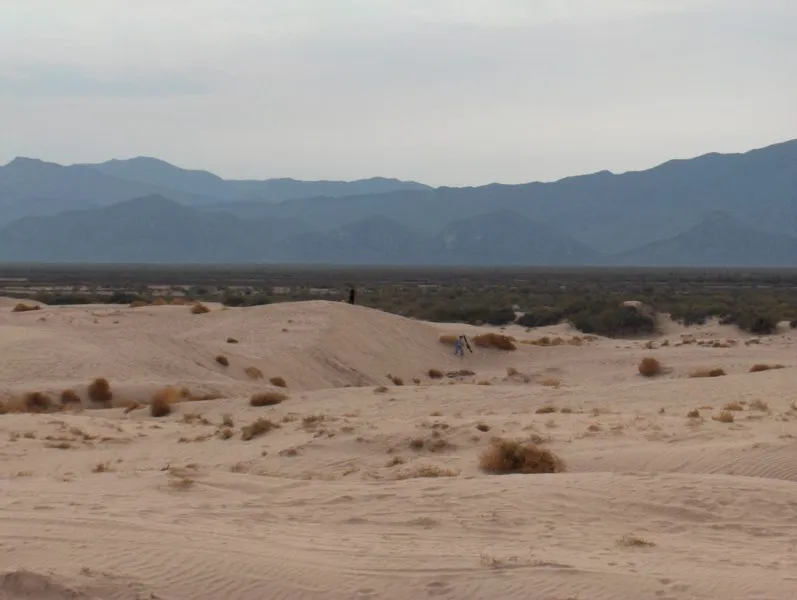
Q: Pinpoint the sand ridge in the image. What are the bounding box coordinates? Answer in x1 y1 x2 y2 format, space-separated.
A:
1 299 796 600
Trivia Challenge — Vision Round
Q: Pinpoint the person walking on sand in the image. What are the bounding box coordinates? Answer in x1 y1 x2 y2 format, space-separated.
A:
454 335 472 358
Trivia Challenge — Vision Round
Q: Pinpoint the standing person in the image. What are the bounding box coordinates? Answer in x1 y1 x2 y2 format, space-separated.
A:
454 335 472 358
348 286 356 305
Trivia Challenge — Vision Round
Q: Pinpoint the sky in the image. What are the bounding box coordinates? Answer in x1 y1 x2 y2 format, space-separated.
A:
1 0 796 187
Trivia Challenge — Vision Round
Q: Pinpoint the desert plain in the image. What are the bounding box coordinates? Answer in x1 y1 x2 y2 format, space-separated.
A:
1 297 796 600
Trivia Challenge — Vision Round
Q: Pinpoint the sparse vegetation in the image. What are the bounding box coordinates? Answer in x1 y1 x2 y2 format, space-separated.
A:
428 368 444 379
244 366 264 379
472 333 517 351
749 399 770 412
535 405 557 414
24 392 53 413
241 417 280 441
12 302 41 313
226 337 239 344
60 389 81 406
88 377 113 407
150 386 180 417
215 355 230 367
388 375 404 386
479 438 565 474
269 376 288 388
690 368 727 378
638 357 663 377
750 364 785 373
190 302 211 314
687 409 700 418
250 391 287 407
713 410 735 423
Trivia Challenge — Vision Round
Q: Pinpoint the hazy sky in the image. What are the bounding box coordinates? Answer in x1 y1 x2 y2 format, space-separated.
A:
1 0 795 186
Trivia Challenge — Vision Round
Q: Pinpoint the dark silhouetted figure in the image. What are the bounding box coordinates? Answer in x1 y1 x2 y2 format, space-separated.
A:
348 287 356 305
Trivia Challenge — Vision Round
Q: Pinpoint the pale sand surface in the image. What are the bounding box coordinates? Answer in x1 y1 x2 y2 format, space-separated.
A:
1 300 796 599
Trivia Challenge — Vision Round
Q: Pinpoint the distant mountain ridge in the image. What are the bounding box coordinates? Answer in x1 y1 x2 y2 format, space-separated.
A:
0 138 796 266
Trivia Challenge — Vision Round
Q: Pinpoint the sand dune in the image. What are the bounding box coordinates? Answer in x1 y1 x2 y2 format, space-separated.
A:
2 299 796 599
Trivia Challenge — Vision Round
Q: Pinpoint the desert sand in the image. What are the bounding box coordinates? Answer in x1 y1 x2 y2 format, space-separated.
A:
1 299 796 600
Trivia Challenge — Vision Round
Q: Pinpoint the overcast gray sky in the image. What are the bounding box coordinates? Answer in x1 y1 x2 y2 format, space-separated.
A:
1 0 795 186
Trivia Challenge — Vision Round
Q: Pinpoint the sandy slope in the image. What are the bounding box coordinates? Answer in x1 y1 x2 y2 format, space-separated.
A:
1 300 796 600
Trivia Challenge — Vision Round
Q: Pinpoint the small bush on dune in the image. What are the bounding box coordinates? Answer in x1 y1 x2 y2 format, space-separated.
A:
638 357 662 377
88 378 113 407
479 438 565 474
428 368 444 379
12 303 41 313
24 392 53 413
689 368 727 378
190 302 211 315
241 418 280 441
226 337 239 344
215 355 230 367
269 376 287 388
150 386 181 417
750 364 785 373
388 375 404 386
473 333 517 351
60 389 81 406
713 410 734 423
250 391 287 407
244 366 264 380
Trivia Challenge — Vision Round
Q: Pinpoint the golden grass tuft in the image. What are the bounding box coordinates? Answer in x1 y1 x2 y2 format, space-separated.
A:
638 357 662 377
479 438 565 474
438 334 458 346
269 376 288 388
690 368 727 378
373 385 389 394
24 392 53 413
749 399 770 412
59 389 81 406
428 368 444 379
244 366 264 380
617 534 656 548
88 377 113 407
241 417 280 441
750 364 785 373
723 402 744 412
250 391 287 407
535 405 557 414
473 333 517 351
12 303 41 313
150 386 181 418
686 408 700 418
713 410 735 423
389 375 404 386
538 377 561 388
215 355 230 367
190 302 210 315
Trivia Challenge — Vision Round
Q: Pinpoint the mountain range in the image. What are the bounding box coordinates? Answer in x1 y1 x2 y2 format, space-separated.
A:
0 139 795 266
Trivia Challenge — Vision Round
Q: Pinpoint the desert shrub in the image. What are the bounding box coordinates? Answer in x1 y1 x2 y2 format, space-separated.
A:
535 405 557 414
713 410 734 423
12 303 40 313
723 402 744 411
107 291 146 304
472 333 516 351
60 389 81 405
226 337 239 344
569 304 655 338
88 378 113 407
428 305 515 326
215 355 230 367
191 302 210 315
724 311 778 335
24 392 53 413
428 368 444 379
515 308 563 328
479 438 565 474
438 334 458 346
638 357 662 377
269 376 288 388
686 409 700 418
241 418 279 441
244 366 264 379
389 375 404 386
250 391 287 407
689 368 727 378
150 387 180 417
749 364 784 373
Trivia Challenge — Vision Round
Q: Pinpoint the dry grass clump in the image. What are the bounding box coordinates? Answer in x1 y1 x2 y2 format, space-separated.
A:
269 376 288 388
473 333 517 351
723 401 744 412
241 417 280 441
244 366 264 380
428 368 444 379
250 391 287 407
59 389 81 406
24 392 53 413
215 355 230 367
150 386 181 417
479 438 565 474
226 337 239 344
221 413 234 427
690 368 727 378
373 385 389 394
713 410 735 423
535 405 557 414
686 408 701 419
388 374 404 386
638 357 663 377
12 303 41 313
749 399 770 412
476 423 491 432
538 377 562 388
88 377 113 407
749 364 785 373
395 464 460 480
617 534 656 548
438 335 458 346
190 302 211 315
